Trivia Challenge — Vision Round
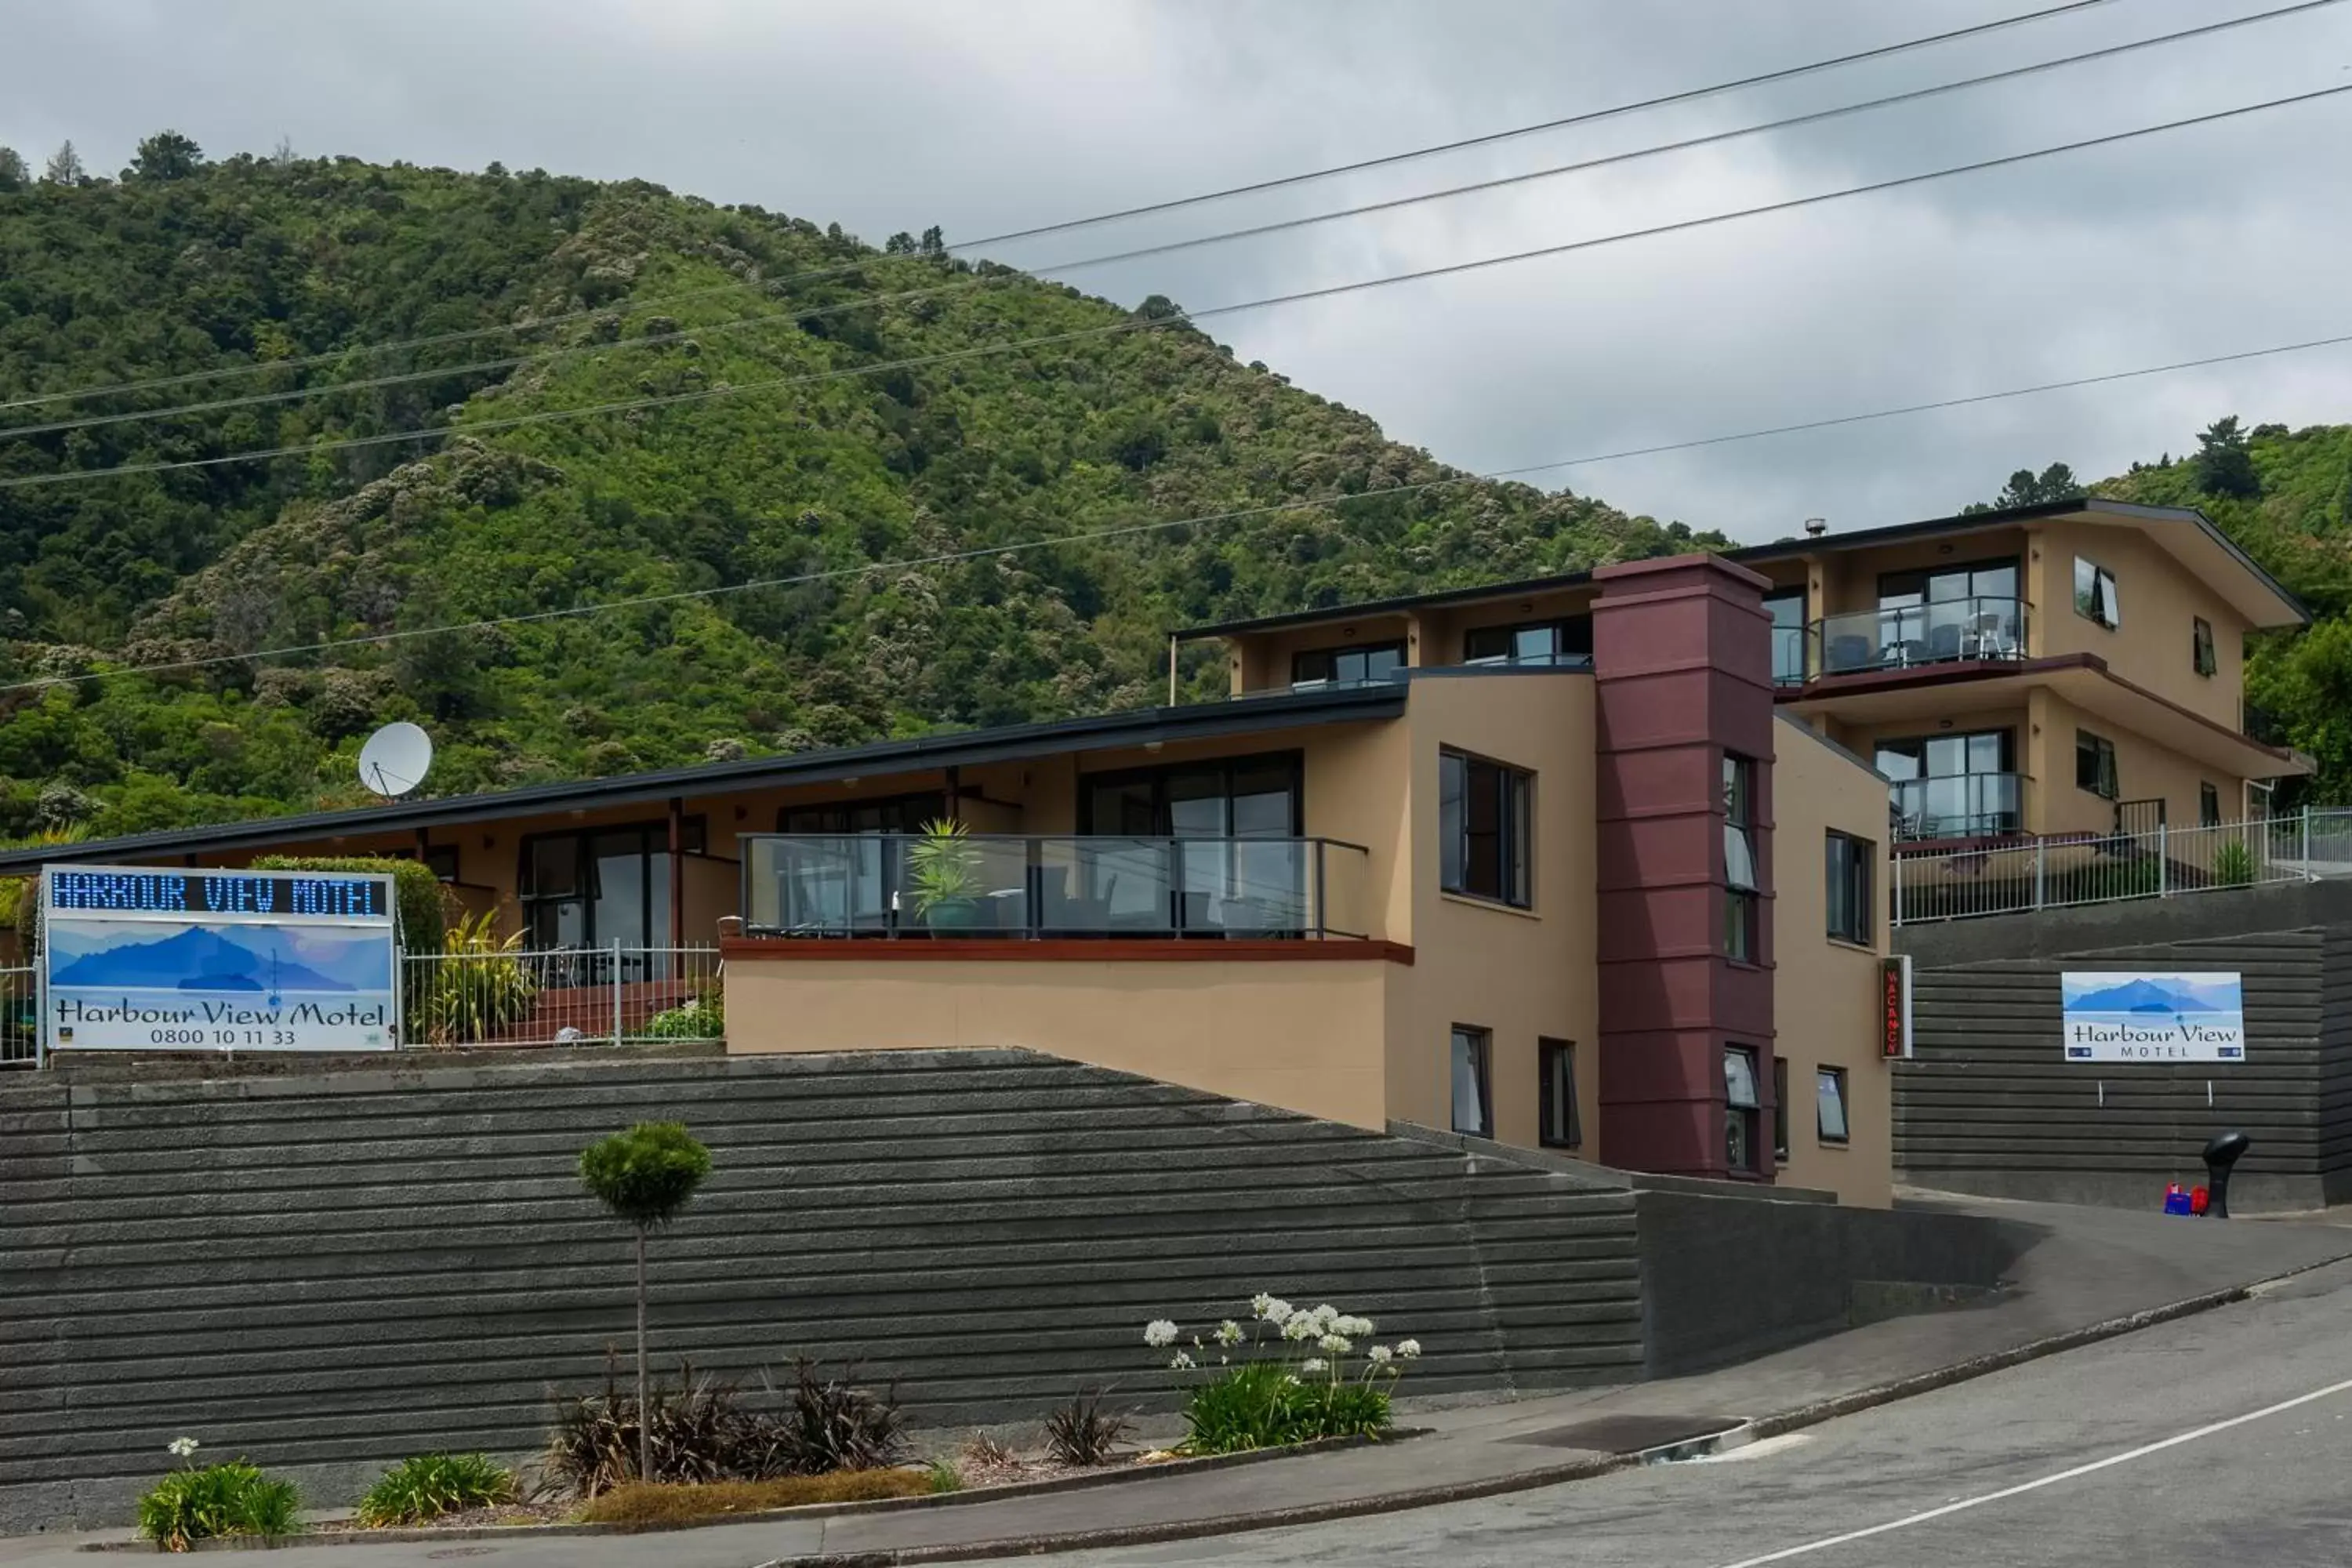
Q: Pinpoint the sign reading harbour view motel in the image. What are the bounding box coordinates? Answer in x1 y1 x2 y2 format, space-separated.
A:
2060 971 2245 1064
42 866 400 1053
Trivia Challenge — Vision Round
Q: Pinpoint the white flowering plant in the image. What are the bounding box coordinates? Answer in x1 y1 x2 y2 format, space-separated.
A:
1139 1293 1421 1454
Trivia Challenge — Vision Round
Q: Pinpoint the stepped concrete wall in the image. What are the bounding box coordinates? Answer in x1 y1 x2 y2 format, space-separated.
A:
0 1048 1646 1533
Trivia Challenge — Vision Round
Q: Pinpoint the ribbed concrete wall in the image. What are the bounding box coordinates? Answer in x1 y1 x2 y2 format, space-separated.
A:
0 1049 1643 1531
1896 927 2351 1211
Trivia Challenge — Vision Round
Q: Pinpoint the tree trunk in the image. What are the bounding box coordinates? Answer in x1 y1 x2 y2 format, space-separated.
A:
634 1223 651 1486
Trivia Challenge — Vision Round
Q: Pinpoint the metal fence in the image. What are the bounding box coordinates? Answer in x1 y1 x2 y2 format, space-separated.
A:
1891 810 2352 926
400 942 724 1048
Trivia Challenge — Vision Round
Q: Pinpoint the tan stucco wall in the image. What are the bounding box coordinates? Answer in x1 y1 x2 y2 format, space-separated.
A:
2031 687 2241 837
2031 519 2247 731
1769 717 1893 1207
725 956 1396 1127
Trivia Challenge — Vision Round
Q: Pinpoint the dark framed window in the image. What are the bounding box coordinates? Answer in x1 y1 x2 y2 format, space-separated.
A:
2073 556 2120 629
518 818 704 954
1772 1056 1791 1162
1463 615 1593 668
2193 616 2218 677
1440 750 1533 907
1292 640 1405 688
1723 753 1759 961
1817 1066 1851 1145
2075 730 2118 800
1725 1045 1762 1173
781 792 942 834
1878 557 2020 610
1081 753 1302 837
1539 1038 1581 1149
1450 1025 1494 1138
1825 831 1874 946
2201 782 2222 828
423 844 461 883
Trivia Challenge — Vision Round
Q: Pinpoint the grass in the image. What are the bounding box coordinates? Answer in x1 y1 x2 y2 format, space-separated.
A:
356 1453 519 1527
572 1468 931 1526
137 1462 301 1551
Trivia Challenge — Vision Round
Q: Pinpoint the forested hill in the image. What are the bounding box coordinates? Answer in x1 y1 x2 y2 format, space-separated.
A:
0 138 1719 840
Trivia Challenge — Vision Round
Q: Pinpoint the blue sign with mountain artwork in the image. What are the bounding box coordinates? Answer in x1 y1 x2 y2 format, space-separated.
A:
2060 971 2245 1064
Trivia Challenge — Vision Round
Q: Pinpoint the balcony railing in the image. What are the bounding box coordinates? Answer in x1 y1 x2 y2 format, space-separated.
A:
1812 596 2029 680
742 834 1372 940
1890 774 2024 841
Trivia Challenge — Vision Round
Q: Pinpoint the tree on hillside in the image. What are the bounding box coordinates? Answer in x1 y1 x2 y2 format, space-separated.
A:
129 130 205 182
42 140 82 184
1963 462 2079 514
918 224 946 256
2193 416 2262 500
0 148 26 191
884 230 917 254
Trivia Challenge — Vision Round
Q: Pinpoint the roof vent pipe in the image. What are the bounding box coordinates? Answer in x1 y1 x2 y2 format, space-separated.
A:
1803 517 1828 537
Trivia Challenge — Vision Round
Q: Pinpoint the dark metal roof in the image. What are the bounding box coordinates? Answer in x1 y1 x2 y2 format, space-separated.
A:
0 681 1409 873
1171 498 2308 639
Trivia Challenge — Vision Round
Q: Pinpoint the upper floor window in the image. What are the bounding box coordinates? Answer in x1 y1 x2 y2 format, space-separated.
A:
2074 557 2120 630
1463 615 1592 668
1825 831 1875 946
2075 729 2118 800
1440 750 1532 907
1292 640 1404 688
2193 616 2218 677
1724 753 1759 960
2201 782 2222 828
1764 588 1806 687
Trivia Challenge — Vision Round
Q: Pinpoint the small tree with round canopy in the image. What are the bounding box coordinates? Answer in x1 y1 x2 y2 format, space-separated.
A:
577 1122 713 1483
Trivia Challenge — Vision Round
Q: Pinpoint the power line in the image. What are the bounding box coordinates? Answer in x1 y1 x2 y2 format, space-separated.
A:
16 323 2351 695
11 0 2332 446
5 79 2346 495
0 0 2131 416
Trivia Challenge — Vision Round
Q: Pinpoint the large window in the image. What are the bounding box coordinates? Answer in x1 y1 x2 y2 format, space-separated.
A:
1875 729 2019 840
1084 753 1303 931
1875 558 2023 666
1725 1045 1762 1173
519 819 706 956
1764 588 1806 688
2193 616 2218 678
1463 615 1592 668
1817 1067 1851 1145
1723 753 1759 961
1450 1026 1494 1138
2075 730 2119 800
1825 831 1875 946
1440 750 1533 907
1292 640 1404 688
2074 557 2120 629
1539 1038 1581 1149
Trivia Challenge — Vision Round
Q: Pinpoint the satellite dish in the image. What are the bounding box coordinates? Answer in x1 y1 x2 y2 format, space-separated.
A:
358 722 434 798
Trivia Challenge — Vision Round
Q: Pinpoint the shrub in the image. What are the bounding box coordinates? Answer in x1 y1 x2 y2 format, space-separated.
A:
764 1357 906 1475
579 1123 713 1483
1043 1390 1132 1467
1145 1295 1419 1455
252 855 445 953
546 1361 771 1497
355 1452 517 1526
572 1470 927 1526
643 988 724 1040
923 1459 964 1494
421 908 538 1044
138 1460 301 1551
2212 838 2257 887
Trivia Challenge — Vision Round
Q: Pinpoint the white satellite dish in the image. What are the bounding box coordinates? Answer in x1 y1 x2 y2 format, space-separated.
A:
358 722 434 798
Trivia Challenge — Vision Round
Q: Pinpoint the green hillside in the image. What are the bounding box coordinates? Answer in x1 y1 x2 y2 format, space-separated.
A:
0 138 1716 839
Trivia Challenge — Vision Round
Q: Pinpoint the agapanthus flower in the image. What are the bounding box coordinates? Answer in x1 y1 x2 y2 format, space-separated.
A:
1169 1350 1195 1370
1300 1357 1328 1374
1367 1345 1394 1365
1214 1319 1246 1347
1396 1339 1422 1359
1145 1319 1180 1348
1318 1333 1352 1356
166 1437 200 1460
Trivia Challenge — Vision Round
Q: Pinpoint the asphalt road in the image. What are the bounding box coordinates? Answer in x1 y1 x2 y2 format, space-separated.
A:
1017 1256 2352 1568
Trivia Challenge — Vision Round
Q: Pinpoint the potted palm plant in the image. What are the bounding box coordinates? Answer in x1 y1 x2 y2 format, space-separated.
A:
906 818 987 932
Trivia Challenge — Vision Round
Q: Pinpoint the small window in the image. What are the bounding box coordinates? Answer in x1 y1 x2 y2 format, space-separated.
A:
422 844 461 883
1450 1026 1494 1138
1293 640 1405 688
2201 782 2222 829
1725 1046 1762 1174
2192 616 2218 678
2074 731 2118 800
1539 1038 1581 1149
1817 1067 1851 1145
1825 831 1874 946
1771 1056 1791 1163
1723 753 1759 960
1440 750 1534 907
2073 557 2120 629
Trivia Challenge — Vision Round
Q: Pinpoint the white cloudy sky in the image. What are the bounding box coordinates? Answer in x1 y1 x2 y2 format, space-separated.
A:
3 0 2351 542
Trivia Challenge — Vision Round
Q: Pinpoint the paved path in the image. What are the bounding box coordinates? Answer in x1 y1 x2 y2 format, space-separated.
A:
5 1196 2346 1568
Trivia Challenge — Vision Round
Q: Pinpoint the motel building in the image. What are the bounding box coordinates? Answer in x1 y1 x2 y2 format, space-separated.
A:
0 500 2308 1209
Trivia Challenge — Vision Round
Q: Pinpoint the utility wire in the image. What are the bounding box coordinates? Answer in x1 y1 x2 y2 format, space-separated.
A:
5 80 2347 495
0 0 2132 416
14 323 2351 695
9 0 2332 446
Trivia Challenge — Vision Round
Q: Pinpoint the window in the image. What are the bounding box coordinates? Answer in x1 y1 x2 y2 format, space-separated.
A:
1538 1039 1581 1149
1450 1026 1493 1138
1440 750 1533 907
2193 616 2218 678
2073 556 2120 629
1292 640 1405 688
1875 729 2020 840
517 819 702 963
1825 831 1874 946
1463 615 1592 668
1817 1067 1850 1145
1725 1046 1762 1173
2074 730 2118 800
1763 588 1806 688
1723 753 1759 961
423 844 461 883
1772 1057 1791 1162
782 792 943 834
2201 782 2222 828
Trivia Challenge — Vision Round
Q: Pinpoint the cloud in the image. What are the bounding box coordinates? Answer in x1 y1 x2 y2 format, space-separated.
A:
3 0 2350 542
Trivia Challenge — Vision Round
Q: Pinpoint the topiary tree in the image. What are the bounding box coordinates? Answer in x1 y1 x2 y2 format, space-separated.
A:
578 1123 712 1483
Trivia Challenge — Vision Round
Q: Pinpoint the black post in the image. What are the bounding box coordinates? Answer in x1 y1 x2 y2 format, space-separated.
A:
2203 1131 2251 1219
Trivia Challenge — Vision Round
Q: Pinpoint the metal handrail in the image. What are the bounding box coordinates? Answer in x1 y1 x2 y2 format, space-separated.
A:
1810 595 2031 679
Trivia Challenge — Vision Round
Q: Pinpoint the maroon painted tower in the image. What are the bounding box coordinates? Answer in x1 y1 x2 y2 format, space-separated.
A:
1590 554 1778 1180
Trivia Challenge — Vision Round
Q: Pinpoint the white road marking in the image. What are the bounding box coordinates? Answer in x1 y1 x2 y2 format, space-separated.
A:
1690 1432 1815 1464
1711 1373 2352 1568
